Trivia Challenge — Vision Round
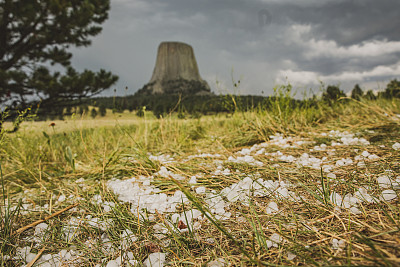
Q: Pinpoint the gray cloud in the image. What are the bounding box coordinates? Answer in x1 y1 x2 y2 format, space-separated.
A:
69 0 400 97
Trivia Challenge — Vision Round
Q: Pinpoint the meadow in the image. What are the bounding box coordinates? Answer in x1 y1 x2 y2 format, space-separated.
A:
1 95 400 266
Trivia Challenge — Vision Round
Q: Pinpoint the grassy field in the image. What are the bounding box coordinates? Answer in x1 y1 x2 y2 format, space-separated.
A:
1 97 400 266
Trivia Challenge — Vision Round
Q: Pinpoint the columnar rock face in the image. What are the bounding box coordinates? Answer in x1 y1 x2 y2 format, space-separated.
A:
137 42 211 95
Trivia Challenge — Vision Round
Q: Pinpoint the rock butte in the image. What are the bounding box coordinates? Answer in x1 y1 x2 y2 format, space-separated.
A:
137 41 211 95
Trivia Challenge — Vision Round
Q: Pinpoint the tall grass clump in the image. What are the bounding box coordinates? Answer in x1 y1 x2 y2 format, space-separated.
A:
0 162 22 262
1 112 227 188
233 84 400 146
1 87 399 190
217 84 321 146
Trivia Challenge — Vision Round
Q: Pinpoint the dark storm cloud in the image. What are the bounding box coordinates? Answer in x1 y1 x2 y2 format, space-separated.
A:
158 0 400 45
70 0 400 96
267 0 400 45
255 0 400 85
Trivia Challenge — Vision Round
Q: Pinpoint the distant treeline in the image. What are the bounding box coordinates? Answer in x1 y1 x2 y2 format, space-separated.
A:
34 79 400 120
91 94 274 117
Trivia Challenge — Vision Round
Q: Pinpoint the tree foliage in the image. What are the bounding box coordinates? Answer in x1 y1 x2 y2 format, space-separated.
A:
90 107 97 118
99 104 106 117
0 0 118 113
322 85 346 103
351 84 363 100
364 90 377 100
383 79 400 98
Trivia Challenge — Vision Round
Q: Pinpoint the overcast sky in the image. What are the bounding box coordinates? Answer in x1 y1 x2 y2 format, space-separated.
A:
70 0 400 97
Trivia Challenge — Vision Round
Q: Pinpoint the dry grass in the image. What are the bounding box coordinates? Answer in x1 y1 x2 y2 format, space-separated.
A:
1 98 400 266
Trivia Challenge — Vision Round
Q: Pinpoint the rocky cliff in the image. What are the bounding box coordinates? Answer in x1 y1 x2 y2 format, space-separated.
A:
136 42 211 95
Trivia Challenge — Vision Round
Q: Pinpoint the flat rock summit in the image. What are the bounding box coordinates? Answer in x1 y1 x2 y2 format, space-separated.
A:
136 42 211 95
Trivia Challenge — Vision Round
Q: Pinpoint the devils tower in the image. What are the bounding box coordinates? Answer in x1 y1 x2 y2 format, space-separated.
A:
136 42 211 95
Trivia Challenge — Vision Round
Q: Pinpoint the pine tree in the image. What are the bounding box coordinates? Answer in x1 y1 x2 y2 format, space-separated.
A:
365 90 377 100
384 79 400 98
351 84 363 100
99 104 107 117
322 85 346 102
90 107 98 119
0 0 118 120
